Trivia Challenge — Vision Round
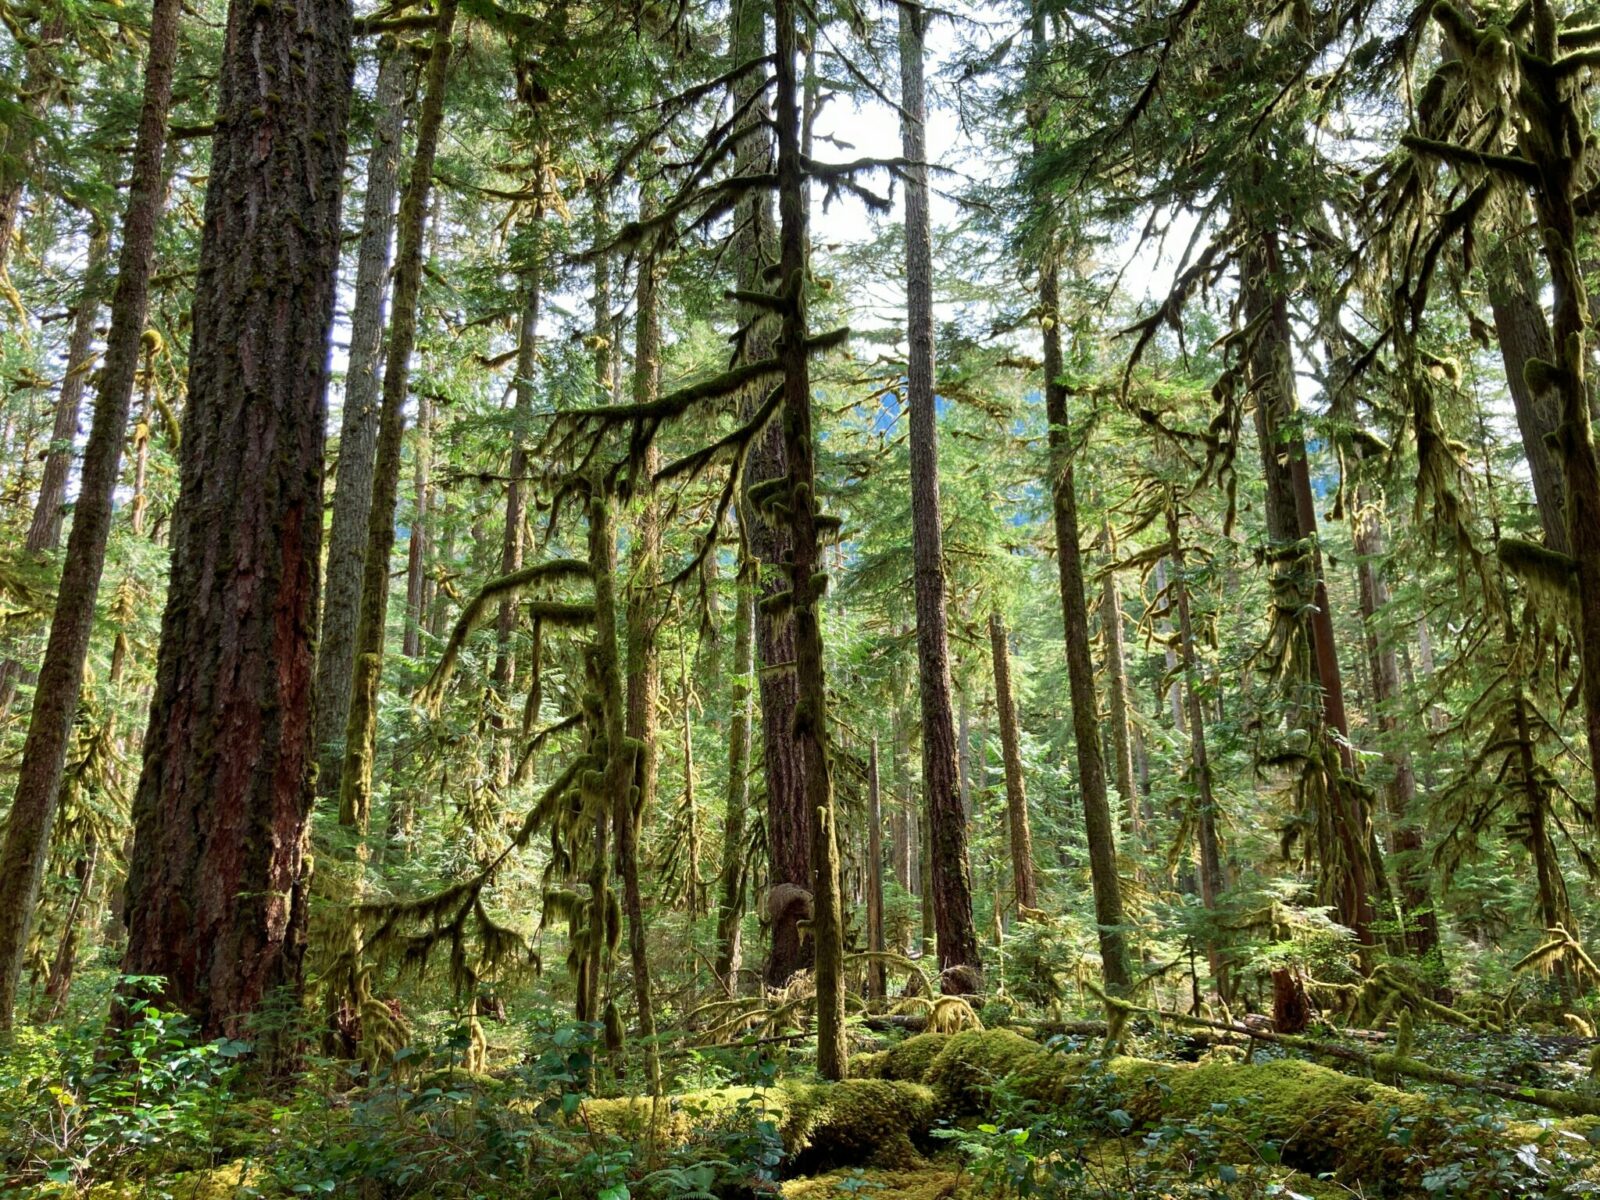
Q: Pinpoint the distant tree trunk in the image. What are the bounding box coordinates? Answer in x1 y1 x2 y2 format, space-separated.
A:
0 11 66 279
1351 482 1438 961
1243 230 1375 951
774 0 845 1077
713 559 755 990
314 46 410 793
866 735 887 1001
37 833 98 1021
492 258 543 723
0 0 182 1032
989 612 1037 915
898 0 980 992
28 232 106 551
0 228 108 715
1167 499 1224 979
1099 520 1139 836
402 390 432 659
337 1 455 838
119 0 353 1040
1153 559 1186 734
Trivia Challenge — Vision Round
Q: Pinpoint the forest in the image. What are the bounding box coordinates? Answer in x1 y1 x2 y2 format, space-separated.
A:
4 0 1600 1194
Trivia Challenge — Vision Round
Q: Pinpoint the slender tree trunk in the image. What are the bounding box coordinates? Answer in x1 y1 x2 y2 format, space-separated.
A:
119 0 353 1040
38 833 97 1022
866 735 887 1001
1153 559 1186 734
402 390 432 659
615 196 663 1091
1099 520 1139 835
1166 501 1224 976
1037 253 1131 987
591 492 661 1093
989 612 1037 915
0 0 182 1032
337 1 455 837
314 47 410 792
0 229 109 715
898 0 979 991
492 256 543 718
713 558 755 989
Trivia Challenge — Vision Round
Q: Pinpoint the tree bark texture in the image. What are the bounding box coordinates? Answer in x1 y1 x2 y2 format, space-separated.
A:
119 0 353 1038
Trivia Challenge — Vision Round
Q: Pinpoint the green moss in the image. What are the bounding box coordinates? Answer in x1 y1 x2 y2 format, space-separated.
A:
924 1027 1054 1112
583 1079 935 1172
854 1033 949 1082
782 1166 976 1199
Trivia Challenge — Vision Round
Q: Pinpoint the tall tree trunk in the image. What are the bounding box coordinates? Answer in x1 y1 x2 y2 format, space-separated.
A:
337 1 455 839
1037 252 1131 987
0 0 182 1032
1153 559 1186 733
118 0 353 1040
713 558 755 989
774 0 844 1076
989 612 1037 915
314 47 410 793
1243 230 1375 950
1351 484 1438 961
730 0 811 992
898 0 980 991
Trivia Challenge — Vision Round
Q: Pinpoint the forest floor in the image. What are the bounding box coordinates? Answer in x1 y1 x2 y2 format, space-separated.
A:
7 978 1600 1200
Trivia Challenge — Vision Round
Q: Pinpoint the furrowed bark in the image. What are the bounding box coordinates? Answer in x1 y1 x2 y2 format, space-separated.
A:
118 0 353 1041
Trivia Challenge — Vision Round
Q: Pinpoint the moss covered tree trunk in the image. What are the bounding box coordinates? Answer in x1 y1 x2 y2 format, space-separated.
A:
728 0 812 992
337 0 456 838
493 256 543 727
314 45 410 794
0 0 181 1032
119 0 353 1038
775 0 845 1077
402 390 432 660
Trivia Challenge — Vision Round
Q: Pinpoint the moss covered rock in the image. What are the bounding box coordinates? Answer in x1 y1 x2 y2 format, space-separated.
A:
782 1165 977 1199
